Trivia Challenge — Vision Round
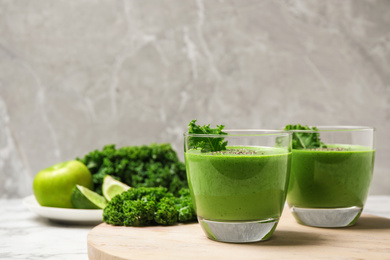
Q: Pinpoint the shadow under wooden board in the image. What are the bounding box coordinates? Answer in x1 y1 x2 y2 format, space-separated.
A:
87 208 390 260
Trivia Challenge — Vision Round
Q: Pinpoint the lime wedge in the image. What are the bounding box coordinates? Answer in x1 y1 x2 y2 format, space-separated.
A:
102 175 131 201
71 185 107 209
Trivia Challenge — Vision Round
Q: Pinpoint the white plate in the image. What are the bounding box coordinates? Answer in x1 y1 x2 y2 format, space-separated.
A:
23 195 103 223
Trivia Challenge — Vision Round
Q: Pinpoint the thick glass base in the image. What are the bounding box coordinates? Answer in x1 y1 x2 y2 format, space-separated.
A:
290 206 363 228
198 216 279 243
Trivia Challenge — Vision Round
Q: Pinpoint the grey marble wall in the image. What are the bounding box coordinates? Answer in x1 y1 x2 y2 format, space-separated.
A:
0 0 389 198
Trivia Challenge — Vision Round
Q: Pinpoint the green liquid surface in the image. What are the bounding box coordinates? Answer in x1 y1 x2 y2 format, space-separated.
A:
287 145 375 209
185 146 291 221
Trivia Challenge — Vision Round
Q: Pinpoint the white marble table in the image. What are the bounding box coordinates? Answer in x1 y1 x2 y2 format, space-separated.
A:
1 196 390 260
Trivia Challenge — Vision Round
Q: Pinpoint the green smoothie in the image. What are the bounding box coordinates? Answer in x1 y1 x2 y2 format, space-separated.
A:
185 146 291 221
287 145 375 209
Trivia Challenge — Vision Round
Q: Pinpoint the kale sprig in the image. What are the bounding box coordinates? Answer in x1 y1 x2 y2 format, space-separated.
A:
103 187 196 226
187 119 228 153
284 124 327 149
76 143 187 196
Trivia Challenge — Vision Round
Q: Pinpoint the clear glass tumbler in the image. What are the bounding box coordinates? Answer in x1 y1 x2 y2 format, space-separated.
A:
184 130 291 243
286 126 375 228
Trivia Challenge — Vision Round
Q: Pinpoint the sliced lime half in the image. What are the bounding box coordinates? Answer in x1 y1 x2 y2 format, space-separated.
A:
71 185 107 209
102 175 131 201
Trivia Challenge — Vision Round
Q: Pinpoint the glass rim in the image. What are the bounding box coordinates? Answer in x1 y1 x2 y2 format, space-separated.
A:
183 129 291 138
286 125 375 133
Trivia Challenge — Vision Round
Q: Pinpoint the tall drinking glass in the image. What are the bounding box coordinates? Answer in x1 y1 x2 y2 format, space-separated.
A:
184 130 291 243
286 126 375 227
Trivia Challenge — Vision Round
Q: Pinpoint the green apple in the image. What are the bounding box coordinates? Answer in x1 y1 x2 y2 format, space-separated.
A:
33 160 94 208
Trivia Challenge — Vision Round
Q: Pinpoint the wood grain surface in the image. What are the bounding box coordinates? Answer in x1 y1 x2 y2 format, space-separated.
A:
87 208 390 260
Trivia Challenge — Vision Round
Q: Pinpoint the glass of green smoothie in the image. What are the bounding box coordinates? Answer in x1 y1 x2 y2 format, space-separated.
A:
184 129 292 243
286 126 375 228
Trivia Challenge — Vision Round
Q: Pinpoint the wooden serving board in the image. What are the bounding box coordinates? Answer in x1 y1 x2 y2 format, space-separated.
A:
87 209 390 260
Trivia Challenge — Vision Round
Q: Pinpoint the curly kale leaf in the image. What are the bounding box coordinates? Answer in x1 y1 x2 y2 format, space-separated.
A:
101 194 125 226
284 124 327 149
154 197 177 225
122 198 156 226
175 188 197 222
103 187 196 226
76 143 187 196
188 119 228 153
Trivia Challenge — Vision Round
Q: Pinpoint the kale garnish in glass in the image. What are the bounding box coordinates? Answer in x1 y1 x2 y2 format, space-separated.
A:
187 119 228 153
284 124 327 149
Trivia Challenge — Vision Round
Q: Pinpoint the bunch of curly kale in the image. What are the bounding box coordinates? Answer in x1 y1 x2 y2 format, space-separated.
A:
77 143 187 196
103 187 196 226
